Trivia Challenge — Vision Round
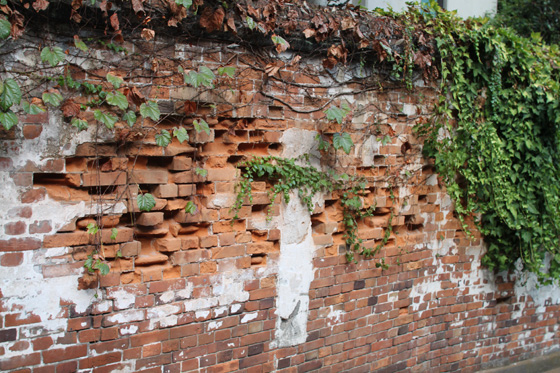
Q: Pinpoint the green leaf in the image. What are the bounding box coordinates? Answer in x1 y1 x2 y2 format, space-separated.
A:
193 119 210 135
0 18 11 40
246 16 256 30
123 111 136 127
0 110 18 130
185 201 197 215
86 223 99 235
94 110 117 129
84 256 93 272
333 133 353 154
218 66 236 78
71 118 89 131
183 66 215 88
195 167 208 177
22 101 45 115
173 127 189 143
40 46 66 67
106 73 123 89
139 101 160 121
96 262 110 276
379 135 391 145
325 105 350 124
155 129 172 147
106 91 128 110
42 92 63 107
110 227 118 240
0 79 22 111
74 37 89 52
174 0 192 7
271 35 288 46
137 193 156 212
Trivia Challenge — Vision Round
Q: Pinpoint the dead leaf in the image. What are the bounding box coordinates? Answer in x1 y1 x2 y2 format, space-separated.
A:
328 44 347 63
61 99 81 118
247 4 259 18
289 55 301 66
358 39 369 49
110 13 119 30
199 6 224 33
226 16 237 33
341 17 355 30
10 10 24 39
32 0 49 12
125 87 146 107
70 0 82 22
183 101 197 115
303 28 315 39
141 28 155 41
131 0 144 16
99 0 110 13
70 10 82 22
265 62 281 77
0 4 11 15
167 0 187 27
322 56 337 70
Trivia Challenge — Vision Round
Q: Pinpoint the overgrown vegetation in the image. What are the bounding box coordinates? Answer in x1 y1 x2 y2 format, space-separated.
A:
493 0 560 45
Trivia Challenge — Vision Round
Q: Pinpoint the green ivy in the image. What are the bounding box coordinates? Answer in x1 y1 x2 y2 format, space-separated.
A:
233 156 391 264
408 3 560 282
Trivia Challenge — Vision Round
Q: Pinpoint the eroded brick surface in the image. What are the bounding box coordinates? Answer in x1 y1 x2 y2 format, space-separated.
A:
0 34 559 373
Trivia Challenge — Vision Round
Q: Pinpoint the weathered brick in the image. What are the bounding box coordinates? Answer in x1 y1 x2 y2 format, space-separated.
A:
136 212 164 226
130 170 168 184
153 184 179 198
43 344 88 363
1 252 24 266
82 171 127 186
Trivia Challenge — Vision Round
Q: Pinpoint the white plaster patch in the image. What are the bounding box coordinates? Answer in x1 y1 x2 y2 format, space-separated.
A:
195 310 210 319
326 306 345 327
105 309 145 325
240 312 259 324
273 193 316 348
109 288 137 310
120 325 139 335
231 304 242 314
208 321 223 331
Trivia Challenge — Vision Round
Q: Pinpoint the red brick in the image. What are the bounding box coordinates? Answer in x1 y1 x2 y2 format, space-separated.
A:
130 170 168 184
130 330 170 347
21 188 46 203
5 221 26 235
43 345 88 363
169 156 193 171
136 212 164 226
5 312 41 326
82 172 127 186
0 353 41 370
23 124 43 139
29 220 52 234
1 252 23 266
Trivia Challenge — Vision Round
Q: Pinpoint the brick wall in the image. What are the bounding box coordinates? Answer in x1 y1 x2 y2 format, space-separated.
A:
0 31 559 373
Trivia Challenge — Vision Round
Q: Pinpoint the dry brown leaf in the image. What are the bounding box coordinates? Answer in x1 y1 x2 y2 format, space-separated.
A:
358 39 369 49
289 55 301 66
61 99 81 118
328 44 347 63
167 0 187 27
10 10 24 39
32 0 49 12
131 0 145 16
303 28 315 39
322 56 337 70
226 16 237 33
110 13 120 30
141 28 155 41
99 0 109 13
341 17 355 30
199 6 225 33
70 10 82 23
125 87 146 107
0 4 11 15
183 101 197 115
265 62 281 77
247 4 259 18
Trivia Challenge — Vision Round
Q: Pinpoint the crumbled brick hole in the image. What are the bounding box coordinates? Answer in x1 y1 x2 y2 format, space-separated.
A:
250 254 266 266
